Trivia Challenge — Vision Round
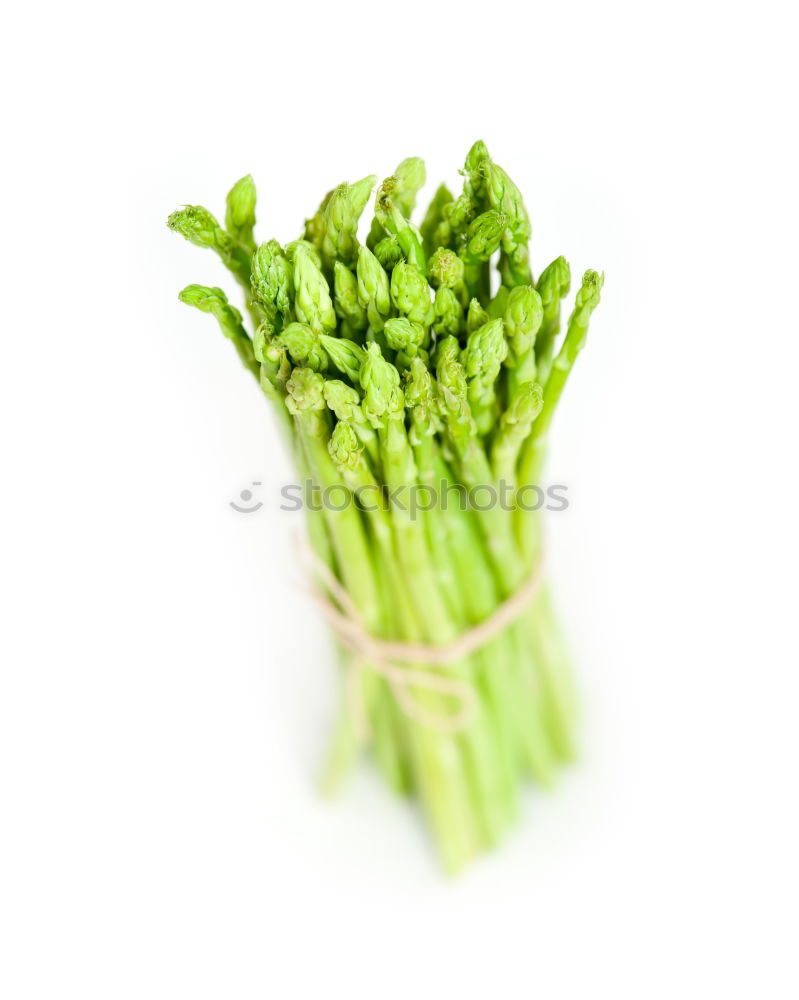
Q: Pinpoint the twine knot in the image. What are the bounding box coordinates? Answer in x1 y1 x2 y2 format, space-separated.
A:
300 542 545 737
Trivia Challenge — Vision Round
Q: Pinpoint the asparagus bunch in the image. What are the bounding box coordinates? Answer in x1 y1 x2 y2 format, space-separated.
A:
168 141 602 871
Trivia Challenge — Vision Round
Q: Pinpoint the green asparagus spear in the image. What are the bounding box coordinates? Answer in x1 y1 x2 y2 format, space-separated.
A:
225 174 257 256
319 335 367 384
390 260 433 327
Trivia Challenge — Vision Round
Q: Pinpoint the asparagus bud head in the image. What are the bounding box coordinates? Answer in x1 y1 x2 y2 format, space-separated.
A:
503 285 543 362
432 287 463 339
328 420 363 471
464 139 490 181
360 343 403 426
320 335 367 383
323 379 362 421
392 156 426 216
404 356 440 441
322 176 377 266
178 283 234 316
427 248 465 289
225 175 257 252
278 322 328 372
333 261 367 330
420 183 454 255
447 192 477 236
502 380 544 431
168 205 232 254
252 322 274 365
285 367 326 414
374 236 403 271
356 245 391 330
286 238 324 270
482 162 531 243
384 316 428 370
404 355 435 409
462 318 507 382
251 240 294 320
466 297 490 334
383 317 425 352
465 210 508 259
537 255 572 308
563 270 604 356
304 189 333 250
293 243 336 332
390 260 433 325
436 336 467 400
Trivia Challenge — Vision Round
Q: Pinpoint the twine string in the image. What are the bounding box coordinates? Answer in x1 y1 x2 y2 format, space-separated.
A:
299 544 545 736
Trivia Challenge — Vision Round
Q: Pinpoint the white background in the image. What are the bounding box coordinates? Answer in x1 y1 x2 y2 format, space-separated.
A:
2 1 798 997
